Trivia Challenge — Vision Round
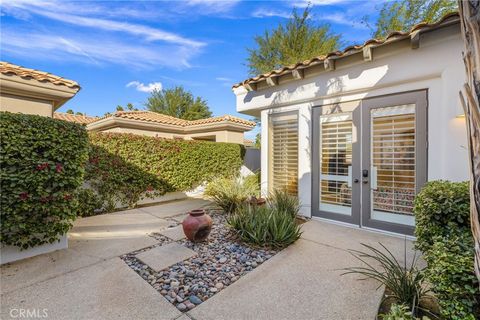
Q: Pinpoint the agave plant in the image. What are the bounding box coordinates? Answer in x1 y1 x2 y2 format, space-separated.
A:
227 203 302 248
342 242 429 316
267 188 300 217
204 175 259 213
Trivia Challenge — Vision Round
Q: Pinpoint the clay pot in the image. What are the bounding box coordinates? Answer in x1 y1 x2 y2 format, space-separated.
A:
182 209 213 242
248 196 266 206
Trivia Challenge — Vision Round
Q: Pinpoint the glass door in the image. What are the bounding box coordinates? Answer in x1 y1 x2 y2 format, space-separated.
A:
361 91 427 235
312 101 361 225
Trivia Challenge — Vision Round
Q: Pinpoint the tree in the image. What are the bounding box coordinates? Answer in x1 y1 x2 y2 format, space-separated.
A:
75 112 84 116
66 109 74 114
367 0 458 39
247 7 341 76
126 103 135 111
458 0 480 283
116 105 124 111
145 86 212 120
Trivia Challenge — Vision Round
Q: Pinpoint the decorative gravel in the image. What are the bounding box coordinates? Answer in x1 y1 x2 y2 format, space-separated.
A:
121 211 279 312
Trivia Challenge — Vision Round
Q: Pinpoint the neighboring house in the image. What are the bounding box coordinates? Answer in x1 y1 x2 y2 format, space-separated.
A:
54 112 99 124
233 13 467 235
60 110 256 145
0 62 80 117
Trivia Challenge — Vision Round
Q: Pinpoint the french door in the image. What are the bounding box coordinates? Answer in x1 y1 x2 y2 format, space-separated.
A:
312 91 427 235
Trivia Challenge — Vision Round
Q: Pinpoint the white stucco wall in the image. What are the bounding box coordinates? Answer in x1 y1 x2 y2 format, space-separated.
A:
237 24 468 218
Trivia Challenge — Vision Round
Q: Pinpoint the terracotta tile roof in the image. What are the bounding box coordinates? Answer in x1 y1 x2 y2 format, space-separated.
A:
233 12 460 89
54 112 99 124
188 115 256 127
105 111 256 127
243 138 254 146
0 61 80 89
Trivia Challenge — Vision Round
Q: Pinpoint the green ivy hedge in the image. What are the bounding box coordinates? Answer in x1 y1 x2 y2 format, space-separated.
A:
0 112 89 249
87 132 245 211
414 180 479 319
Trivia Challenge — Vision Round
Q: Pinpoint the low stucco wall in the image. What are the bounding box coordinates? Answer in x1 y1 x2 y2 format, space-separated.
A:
1 235 67 265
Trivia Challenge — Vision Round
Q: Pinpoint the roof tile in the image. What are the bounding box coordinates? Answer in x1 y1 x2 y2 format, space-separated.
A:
0 61 80 89
54 112 99 124
104 111 256 127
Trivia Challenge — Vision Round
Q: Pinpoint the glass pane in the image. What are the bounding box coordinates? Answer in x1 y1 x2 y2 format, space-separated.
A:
371 105 416 225
319 113 353 215
270 113 298 195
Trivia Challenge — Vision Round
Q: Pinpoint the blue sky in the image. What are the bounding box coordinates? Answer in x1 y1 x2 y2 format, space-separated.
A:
1 0 384 139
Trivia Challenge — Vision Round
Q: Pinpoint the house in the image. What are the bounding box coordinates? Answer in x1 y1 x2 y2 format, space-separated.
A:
0 62 80 117
233 12 467 235
54 112 99 124
84 111 255 144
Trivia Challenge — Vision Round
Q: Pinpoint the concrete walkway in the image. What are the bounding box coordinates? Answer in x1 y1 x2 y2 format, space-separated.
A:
1 199 415 320
188 221 415 320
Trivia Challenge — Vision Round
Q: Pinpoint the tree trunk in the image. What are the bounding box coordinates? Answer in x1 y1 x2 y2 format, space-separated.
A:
458 0 480 283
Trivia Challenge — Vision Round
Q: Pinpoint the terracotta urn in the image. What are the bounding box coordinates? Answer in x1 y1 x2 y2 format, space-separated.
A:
182 209 213 242
248 196 266 206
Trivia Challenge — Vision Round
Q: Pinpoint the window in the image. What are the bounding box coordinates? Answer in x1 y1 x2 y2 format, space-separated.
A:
269 112 298 195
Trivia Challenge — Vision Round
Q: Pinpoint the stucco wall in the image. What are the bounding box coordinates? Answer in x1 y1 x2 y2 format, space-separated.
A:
238 25 468 218
0 93 53 117
102 127 176 138
101 126 246 144
186 130 245 144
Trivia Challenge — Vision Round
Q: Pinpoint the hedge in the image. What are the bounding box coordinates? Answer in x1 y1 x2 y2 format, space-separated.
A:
0 112 89 248
87 132 245 211
414 180 479 319
413 180 470 252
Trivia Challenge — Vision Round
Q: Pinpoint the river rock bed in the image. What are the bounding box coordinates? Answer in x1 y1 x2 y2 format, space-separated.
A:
121 211 279 312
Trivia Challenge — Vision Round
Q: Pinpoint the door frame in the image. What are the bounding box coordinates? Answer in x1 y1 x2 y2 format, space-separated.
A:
311 90 428 235
361 90 428 235
311 100 362 225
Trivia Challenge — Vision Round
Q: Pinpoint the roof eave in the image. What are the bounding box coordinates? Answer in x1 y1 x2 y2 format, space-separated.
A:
0 74 80 110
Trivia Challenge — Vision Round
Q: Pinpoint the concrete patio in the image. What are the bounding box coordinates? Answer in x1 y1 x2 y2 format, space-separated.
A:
1 198 415 320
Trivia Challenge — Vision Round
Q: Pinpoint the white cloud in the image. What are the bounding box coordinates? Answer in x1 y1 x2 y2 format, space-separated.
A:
1 1 204 48
252 8 291 19
185 0 241 13
127 81 163 93
1 28 199 69
315 12 368 28
216 77 234 87
292 0 352 7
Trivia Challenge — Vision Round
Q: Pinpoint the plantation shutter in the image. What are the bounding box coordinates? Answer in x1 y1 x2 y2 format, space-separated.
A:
269 112 298 195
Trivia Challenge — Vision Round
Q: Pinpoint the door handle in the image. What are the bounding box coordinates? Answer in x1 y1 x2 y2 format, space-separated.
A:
363 180 369 184
353 179 359 183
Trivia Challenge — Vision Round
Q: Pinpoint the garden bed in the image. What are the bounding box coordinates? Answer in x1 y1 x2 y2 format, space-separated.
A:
121 210 279 312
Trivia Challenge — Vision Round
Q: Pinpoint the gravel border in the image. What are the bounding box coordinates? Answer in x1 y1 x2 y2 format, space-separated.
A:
121 211 279 312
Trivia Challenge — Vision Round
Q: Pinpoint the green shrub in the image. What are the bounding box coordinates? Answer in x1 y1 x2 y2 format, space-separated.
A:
227 204 302 248
76 188 103 217
424 232 478 320
414 180 479 319
86 144 166 211
86 133 245 211
205 175 259 213
381 304 417 320
0 112 89 248
413 180 470 252
268 189 300 217
343 243 429 315
89 132 244 191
